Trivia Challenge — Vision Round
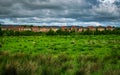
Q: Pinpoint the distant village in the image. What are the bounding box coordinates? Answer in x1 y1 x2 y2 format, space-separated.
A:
1 25 115 32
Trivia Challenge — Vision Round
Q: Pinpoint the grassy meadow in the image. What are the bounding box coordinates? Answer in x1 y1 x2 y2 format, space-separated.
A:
0 35 120 75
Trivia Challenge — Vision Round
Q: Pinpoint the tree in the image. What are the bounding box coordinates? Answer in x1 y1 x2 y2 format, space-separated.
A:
56 29 62 35
14 31 20 36
46 29 56 35
5 30 14 36
0 24 3 36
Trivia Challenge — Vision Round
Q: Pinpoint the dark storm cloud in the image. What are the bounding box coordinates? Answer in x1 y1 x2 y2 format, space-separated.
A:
0 0 120 26
0 0 93 17
0 0 61 17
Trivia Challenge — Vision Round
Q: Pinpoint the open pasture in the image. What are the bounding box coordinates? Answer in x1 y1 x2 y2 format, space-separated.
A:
0 35 120 75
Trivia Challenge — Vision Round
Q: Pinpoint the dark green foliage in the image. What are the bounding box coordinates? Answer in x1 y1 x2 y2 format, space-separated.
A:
46 29 56 35
2 65 17 75
0 44 2 48
0 25 3 36
14 31 20 36
56 29 63 35
5 30 15 36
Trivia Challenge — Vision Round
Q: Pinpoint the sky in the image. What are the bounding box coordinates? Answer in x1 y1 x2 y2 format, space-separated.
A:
0 0 120 27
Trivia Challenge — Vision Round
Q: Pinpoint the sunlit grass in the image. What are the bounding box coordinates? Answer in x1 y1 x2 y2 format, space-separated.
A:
0 35 120 75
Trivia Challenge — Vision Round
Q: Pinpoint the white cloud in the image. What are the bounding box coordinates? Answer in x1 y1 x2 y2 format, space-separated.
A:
99 0 116 3
0 17 104 26
92 0 120 16
15 17 76 23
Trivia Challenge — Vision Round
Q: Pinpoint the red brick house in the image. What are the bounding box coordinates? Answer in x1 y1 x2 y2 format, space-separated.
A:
1 26 7 31
83 27 88 32
14 26 19 31
106 26 114 31
61 26 68 31
1 25 16 31
78 26 83 32
40 27 50 32
8 25 15 30
32 26 40 32
70 26 78 32
87 26 96 31
24 27 31 31
15 26 25 31
97 26 105 31
50 27 59 32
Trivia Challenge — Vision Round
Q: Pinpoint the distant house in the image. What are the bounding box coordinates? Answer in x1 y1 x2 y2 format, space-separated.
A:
15 26 25 31
61 26 68 31
70 26 78 32
40 26 50 32
8 25 15 30
87 26 96 31
24 27 31 31
1 26 7 31
32 26 40 32
14 26 19 31
97 26 105 31
1 25 116 33
1 25 16 31
78 26 83 32
83 27 88 32
106 26 114 31
50 27 59 32
14 26 31 31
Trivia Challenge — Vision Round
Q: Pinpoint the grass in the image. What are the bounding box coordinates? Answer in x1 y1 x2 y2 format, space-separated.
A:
0 35 120 75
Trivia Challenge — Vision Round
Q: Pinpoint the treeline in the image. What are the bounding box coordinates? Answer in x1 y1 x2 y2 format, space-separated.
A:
0 28 120 36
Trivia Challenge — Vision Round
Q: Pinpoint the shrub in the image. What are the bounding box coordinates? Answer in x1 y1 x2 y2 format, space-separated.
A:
75 68 85 75
103 70 120 75
58 54 71 63
0 43 2 48
2 65 17 75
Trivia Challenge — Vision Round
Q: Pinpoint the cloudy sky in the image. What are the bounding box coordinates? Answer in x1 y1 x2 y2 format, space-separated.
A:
0 0 120 26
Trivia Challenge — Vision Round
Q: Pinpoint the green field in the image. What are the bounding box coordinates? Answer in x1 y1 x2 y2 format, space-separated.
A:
0 35 120 75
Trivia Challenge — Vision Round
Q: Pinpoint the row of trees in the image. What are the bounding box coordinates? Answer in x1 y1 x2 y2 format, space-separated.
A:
0 28 120 36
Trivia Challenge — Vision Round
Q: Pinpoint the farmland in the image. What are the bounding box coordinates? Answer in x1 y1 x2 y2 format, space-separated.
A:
0 35 120 75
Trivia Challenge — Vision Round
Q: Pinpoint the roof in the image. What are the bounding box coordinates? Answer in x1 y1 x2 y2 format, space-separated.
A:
107 26 112 28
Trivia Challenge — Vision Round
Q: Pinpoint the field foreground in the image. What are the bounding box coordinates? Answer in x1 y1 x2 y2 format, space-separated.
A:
0 35 120 75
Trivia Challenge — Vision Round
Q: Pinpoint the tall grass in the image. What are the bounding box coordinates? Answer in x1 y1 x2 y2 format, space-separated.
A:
0 35 120 75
